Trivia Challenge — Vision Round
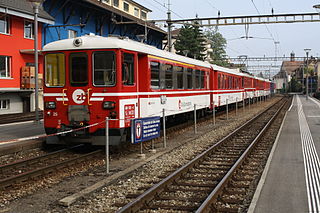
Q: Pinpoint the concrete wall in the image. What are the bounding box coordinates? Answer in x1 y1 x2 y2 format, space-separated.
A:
0 93 23 115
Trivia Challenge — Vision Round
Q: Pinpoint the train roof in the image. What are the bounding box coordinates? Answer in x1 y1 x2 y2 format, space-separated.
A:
43 34 268 80
43 34 212 68
43 35 241 74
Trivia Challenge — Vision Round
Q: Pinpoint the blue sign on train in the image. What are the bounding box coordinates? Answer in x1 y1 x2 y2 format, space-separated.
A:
131 116 161 144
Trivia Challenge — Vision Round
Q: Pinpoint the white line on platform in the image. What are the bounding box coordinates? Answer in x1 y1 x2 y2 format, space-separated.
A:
288 95 295 111
307 116 320 118
297 95 320 213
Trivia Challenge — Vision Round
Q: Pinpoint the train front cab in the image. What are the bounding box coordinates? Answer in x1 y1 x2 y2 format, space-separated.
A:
43 49 139 145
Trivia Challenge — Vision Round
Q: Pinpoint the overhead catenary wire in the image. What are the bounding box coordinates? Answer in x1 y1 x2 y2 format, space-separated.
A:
149 0 184 19
250 0 276 42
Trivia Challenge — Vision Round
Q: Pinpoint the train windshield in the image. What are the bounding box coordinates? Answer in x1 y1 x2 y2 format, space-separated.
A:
70 52 88 86
45 53 65 87
93 51 116 86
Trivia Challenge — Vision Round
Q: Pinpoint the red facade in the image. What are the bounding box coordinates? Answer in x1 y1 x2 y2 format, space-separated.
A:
0 15 43 89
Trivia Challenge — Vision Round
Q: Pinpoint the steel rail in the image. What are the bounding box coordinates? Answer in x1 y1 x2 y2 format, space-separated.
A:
195 98 287 213
117 97 285 213
0 144 84 173
0 149 102 189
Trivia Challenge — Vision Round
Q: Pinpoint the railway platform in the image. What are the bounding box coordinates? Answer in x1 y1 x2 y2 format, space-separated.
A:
250 94 320 213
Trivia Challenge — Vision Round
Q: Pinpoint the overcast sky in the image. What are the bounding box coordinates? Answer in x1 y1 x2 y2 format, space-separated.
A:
135 0 320 75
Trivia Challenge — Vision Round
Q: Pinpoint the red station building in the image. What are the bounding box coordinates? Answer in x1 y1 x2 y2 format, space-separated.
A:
0 1 54 115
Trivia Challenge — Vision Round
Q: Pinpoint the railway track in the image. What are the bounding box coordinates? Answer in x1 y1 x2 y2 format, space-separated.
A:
117 97 288 213
0 145 102 189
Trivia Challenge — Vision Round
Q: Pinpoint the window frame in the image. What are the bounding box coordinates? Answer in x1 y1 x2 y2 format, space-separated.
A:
175 66 184 89
122 52 135 86
24 20 34 39
45 53 66 87
0 15 10 35
150 61 160 90
0 99 10 110
163 63 173 89
113 0 119 7
69 52 88 87
92 51 117 87
134 8 139 17
141 10 147 19
186 68 193 89
123 1 129 12
0 55 11 79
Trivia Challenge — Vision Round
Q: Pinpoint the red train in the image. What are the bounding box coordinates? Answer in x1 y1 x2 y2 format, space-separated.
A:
42 35 271 145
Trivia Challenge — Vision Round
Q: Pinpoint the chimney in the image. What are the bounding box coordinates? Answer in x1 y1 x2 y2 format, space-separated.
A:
290 51 295 62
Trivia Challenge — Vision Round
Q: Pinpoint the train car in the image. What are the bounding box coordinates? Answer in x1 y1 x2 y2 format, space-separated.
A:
42 34 271 146
212 65 243 107
242 72 255 99
43 35 212 145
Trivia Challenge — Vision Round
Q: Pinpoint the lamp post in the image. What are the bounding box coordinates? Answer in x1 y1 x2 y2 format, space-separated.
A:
304 48 311 100
28 0 43 122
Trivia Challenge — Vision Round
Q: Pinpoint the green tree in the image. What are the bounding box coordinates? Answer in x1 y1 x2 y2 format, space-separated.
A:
288 77 302 92
204 27 228 66
175 23 207 60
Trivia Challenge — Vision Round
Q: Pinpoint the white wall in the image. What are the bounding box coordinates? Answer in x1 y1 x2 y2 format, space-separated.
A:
0 93 23 115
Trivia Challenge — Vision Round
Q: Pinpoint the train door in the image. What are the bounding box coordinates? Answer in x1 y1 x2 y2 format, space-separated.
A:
66 52 91 128
120 51 138 128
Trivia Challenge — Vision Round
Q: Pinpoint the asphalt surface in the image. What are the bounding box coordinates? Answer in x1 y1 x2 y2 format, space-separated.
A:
0 120 45 142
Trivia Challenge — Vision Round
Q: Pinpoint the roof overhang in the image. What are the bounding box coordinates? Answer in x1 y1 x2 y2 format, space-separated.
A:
0 88 33 93
0 7 54 24
20 49 43 55
84 0 165 34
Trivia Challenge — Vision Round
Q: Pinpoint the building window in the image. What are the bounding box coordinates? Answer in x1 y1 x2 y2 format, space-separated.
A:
68 30 77 39
123 2 129 12
0 56 11 78
0 15 9 34
24 21 34 39
102 0 109 4
141 11 147 20
134 8 139 17
0 99 10 110
113 0 119 7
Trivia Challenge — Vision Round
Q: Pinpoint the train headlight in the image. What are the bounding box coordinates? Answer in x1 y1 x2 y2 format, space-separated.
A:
45 101 56 109
103 101 115 109
73 38 82 47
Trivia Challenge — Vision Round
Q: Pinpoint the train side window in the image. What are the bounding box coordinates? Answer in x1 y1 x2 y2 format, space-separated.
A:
200 71 205 89
45 53 65 87
175 66 184 89
150 61 160 89
70 52 88 86
187 68 193 89
93 51 116 86
163 64 173 89
218 74 221 89
195 70 200 89
122 53 134 85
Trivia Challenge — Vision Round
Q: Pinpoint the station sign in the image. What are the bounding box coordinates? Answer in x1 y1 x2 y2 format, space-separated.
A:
131 116 161 144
